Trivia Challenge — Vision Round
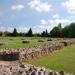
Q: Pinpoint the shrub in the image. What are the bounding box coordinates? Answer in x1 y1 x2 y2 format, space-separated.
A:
9 38 14 40
21 38 25 40
22 40 30 44
38 40 44 42
47 39 52 41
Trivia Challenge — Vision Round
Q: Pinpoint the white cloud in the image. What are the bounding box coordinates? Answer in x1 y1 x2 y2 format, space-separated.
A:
11 4 24 11
41 19 47 25
36 18 75 33
62 0 75 14
0 26 29 33
52 14 59 19
67 15 74 19
0 27 13 32
28 0 52 13
17 26 29 33
33 25 51 33
49 19 71 24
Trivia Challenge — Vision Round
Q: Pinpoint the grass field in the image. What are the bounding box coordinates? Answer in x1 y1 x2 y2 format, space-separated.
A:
0 37 50 48
0 37 63 48
27 45 75 74
0 37 75 74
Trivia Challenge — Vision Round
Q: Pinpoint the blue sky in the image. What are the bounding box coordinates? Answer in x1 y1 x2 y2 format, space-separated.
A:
0 0 75 33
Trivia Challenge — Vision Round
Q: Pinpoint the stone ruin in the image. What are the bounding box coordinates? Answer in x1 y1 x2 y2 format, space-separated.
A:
0 62 73 75
0 42 6 46
0 51 19 61
0 40 75 61
0 40 75 75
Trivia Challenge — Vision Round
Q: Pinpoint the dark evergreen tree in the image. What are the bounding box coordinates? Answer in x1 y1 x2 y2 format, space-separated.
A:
41 29 49 37
12 28 18 36
41 31 46 37
26 28 33 37
45 29 49 37
0 32 2 36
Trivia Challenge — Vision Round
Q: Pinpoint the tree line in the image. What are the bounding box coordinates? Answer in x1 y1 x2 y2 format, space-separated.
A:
0 22 75 38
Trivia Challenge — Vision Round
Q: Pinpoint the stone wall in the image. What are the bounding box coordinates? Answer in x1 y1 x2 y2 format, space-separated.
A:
0 62 73 75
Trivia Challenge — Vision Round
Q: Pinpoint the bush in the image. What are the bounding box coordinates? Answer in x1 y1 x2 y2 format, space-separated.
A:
9 38 14 40
38 39 44 42
22 40 30 44
47 39 52 41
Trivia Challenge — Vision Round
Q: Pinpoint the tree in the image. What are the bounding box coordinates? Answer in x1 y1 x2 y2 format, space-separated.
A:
62 26 70 37
12 28 18 36
26 28 33 37
41 31 46 37
50 26 63 37
0 32 2 36
58 23 62 29
62 23 75 38
69 23 75 37
41 29 49 37
50 23 64 37
45 29 49 37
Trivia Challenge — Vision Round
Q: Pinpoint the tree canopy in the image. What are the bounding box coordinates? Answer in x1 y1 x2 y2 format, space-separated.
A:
0 22 75 38
26 28 33 37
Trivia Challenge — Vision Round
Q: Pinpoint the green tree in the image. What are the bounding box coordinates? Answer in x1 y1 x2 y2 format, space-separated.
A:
41 31 46 37
12 28 18 36
62 26 70 37
0 32 2 36
68 23 75 37
45 29 48 37
50 26 63 37
41 29 49 37
50 23 63 37
62 23 75 38
26 28 33 37
58 23 62 29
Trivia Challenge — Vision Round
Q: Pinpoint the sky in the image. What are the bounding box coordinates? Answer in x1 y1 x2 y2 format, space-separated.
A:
0 0 75 33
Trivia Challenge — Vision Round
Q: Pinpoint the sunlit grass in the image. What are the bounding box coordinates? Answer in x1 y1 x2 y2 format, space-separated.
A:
27 45 75 74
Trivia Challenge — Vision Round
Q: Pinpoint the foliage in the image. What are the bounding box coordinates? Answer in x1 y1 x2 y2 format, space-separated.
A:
50 26 62 37
0 22 75 37
0 32 2 36
41 29 49 37
62 23 75 38
26 28 33 37
12 28 18 36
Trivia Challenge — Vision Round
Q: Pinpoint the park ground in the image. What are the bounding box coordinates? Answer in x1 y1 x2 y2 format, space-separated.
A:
27 45 75 74
0 37 75 74
0 37 65 48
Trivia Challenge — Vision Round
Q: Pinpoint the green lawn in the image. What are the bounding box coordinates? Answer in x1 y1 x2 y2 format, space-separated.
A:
0 37 52 48
27 45 75 74
0 37 64 48
0 37 75 74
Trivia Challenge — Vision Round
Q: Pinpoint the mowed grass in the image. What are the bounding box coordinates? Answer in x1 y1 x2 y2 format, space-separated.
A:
0 37 75 74
27 45 75 74
0 37 71 48
0 37 53 48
